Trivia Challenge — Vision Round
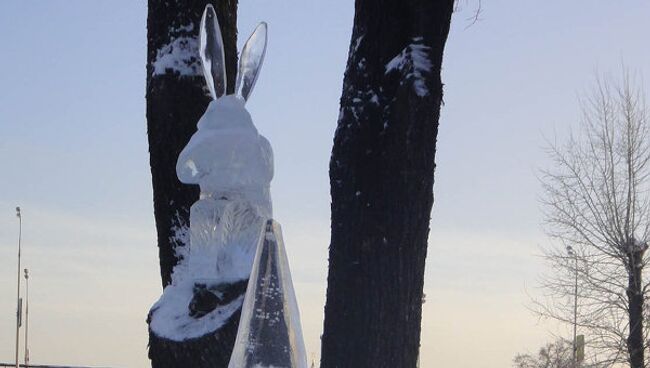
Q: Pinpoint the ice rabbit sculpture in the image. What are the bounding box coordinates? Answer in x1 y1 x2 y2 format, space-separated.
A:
177 7 272 283
175 5 307 368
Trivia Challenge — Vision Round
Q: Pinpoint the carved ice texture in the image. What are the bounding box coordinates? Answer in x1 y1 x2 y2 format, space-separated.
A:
177 96 273 282
149 5 306 351
236 23 267 101
175 5 272 283
228 220 308 368
200 5 227 99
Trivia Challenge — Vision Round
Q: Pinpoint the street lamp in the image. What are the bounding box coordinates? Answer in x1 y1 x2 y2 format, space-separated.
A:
567 245 578 368
15 207 22 368
24 268 30 368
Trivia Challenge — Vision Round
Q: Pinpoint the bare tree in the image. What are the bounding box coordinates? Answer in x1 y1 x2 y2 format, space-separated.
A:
538 72 650 368
513 339 577 368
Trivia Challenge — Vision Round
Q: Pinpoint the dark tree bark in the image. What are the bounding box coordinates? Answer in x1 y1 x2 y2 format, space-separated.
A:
148 310 241 368
321 1 453 367
146 1 239 367
627 249 645 368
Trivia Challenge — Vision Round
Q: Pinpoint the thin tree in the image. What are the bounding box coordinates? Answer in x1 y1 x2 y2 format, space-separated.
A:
538 72 650 368
320 0 454 367
145 1 240 366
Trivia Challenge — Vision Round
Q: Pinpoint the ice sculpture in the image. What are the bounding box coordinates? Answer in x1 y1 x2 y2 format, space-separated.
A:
176 4 272 283
228 220 308 368
150 6 307 364
199 5 227 100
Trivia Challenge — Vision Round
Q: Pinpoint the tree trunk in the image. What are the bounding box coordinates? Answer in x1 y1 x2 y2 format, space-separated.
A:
146 1 239 366
320 1 453 367
627 250 645 368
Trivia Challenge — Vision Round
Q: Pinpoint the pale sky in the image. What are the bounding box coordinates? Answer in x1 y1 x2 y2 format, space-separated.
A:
1 1 650 367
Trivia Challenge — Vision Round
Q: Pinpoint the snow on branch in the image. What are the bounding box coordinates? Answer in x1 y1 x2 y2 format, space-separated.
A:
385 37 433 97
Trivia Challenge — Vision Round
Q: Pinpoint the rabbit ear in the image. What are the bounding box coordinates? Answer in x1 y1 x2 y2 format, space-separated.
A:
235 22 268 102
200 4 227 99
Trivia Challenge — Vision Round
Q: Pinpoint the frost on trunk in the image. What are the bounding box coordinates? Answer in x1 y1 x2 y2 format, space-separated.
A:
321 0 454 367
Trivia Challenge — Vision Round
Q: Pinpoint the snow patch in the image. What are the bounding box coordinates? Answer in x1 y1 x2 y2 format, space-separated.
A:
152 36 201 77
149 279 244 340
352 35 364 54
358 57 367 71
174 23 195 33
385 38 433 97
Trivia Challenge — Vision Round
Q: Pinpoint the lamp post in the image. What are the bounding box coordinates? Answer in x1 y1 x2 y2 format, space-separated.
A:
15 207 22 368
567 245 578 368
24 268 30 368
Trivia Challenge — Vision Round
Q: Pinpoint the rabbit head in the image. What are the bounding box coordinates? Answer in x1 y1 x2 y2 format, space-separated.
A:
177 5 272 200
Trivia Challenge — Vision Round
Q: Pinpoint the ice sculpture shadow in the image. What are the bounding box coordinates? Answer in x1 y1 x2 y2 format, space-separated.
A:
228 220 308 368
